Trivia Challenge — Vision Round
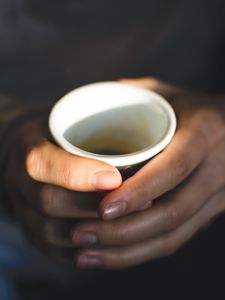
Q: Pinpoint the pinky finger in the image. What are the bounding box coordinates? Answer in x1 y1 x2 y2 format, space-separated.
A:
75 187 225 269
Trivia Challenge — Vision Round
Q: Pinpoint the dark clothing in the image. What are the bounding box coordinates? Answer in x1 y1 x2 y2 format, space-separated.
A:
0 0 225 101
0 1 225 299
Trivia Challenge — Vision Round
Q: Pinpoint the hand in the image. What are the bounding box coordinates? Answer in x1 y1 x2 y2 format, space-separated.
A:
70 78 225 269
3 113 122 261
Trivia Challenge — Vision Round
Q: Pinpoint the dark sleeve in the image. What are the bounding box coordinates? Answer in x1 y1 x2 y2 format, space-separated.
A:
0 95 51 219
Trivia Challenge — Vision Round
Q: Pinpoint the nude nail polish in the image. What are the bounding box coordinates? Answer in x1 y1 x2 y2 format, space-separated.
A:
103 201 127 220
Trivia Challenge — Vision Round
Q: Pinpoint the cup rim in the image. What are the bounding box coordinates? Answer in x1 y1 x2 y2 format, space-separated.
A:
49 81 177 168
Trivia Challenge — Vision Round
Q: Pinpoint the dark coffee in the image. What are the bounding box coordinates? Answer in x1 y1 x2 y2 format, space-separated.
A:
63 106 153 156
77 136 140 155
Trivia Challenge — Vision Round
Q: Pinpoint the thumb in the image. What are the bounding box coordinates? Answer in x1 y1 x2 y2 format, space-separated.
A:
25 141 122 192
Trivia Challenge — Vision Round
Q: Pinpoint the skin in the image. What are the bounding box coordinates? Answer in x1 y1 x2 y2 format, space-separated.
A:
3 78 225 269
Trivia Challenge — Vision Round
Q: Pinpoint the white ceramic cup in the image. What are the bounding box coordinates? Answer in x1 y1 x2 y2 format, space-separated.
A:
49 81 177 172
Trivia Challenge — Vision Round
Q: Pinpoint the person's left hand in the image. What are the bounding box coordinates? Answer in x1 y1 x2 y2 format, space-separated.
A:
70 78 225 269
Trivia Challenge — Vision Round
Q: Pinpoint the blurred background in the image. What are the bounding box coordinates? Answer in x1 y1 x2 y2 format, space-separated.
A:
0 0 225 299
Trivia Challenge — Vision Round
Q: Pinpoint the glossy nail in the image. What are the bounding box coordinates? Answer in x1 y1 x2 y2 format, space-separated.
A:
102 201 128 220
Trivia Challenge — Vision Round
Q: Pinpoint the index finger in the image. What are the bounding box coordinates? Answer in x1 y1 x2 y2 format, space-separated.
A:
99 109 224 220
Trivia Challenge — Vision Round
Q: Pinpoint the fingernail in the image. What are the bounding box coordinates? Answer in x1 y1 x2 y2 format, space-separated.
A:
102 201 128 220
76 255 103 268
92 170 121 190
72 231 97 246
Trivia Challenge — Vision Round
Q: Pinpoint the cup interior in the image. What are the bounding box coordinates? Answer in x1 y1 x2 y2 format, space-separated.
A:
49 82 176 167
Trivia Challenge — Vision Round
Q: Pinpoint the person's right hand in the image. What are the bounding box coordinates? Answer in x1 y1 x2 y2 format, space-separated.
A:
3 114 122 261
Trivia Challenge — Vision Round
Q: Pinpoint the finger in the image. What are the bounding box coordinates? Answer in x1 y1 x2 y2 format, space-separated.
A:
72 138 225 246
30 184 101 218
99 109 225 220
25 140 122 192
28 234 75 263
8 136 101 218
98 119 205 220
119 77 181 98
9 189 75 247
18 178 101 218
74 187 225 269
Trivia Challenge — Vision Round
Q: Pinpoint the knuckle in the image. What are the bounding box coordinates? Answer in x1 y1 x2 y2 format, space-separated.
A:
172 155 189 179
108 224 128 245
39 185 58 216
166 206 183 230
115 230 127 244
57 163 74 189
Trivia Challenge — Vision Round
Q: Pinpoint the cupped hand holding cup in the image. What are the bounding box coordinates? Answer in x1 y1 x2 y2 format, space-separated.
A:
49 81 177 219
6 78 225 269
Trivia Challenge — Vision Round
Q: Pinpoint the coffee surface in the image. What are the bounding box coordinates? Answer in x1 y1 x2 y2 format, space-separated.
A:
63 104 157 156
77 136 141 155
